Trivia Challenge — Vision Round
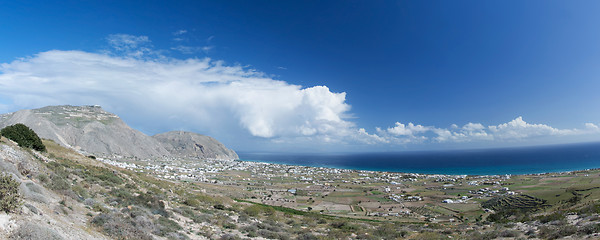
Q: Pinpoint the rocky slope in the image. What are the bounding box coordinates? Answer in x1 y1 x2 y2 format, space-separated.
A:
153 131 239 160
0 105 237 160
0 135 247 239
0 138 109 239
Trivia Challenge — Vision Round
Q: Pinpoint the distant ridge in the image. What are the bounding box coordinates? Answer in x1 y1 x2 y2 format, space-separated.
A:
0 105 238 160
153 131 239 160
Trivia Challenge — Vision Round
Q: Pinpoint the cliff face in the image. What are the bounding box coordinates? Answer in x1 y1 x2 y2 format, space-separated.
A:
0 105 237 160
153 131 239 160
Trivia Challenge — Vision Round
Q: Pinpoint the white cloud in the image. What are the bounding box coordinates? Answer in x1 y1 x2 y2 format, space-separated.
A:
106 34 155 58
357 128 388 144
385 122 430 136
173 29 187 36
374 117 597 145
375 123 429 144
171 45 213 54
585 123 599 131
107 34 150 51
0 47 373 146
487 116 574 140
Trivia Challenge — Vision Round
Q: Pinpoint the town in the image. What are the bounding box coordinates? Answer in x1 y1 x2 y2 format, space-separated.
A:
92 155 589 224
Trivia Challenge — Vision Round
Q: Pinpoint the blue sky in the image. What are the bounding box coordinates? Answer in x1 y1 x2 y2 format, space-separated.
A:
1 1 600 152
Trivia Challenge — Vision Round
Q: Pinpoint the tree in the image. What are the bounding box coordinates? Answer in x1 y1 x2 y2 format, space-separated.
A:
1 124 46 152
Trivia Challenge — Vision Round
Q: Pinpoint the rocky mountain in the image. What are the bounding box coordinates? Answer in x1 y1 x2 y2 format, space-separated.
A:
153 131 239 160
0 105 237 160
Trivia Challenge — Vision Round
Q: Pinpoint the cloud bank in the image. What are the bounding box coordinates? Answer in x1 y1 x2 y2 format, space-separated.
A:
0 51 360 139
0 34 598 150
0 35 373 146
376 117 600 145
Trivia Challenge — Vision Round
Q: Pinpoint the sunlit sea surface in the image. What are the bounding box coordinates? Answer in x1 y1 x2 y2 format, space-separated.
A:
239 142 600 175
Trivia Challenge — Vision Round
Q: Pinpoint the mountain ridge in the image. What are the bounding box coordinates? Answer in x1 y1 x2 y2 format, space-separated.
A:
0 105 238 160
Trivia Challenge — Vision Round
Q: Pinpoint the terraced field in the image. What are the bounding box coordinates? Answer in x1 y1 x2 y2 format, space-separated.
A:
482 194 549 211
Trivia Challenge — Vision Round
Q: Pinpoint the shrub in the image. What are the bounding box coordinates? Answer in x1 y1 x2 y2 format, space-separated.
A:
538 225 577 239
222 222 237 229
538 211 566 223
1 124 46 152
71 184 89 199
213 204 226 210
499 230 520 237
219 234 241 240
10 222 63 240
48 175 70 191
297 233 319 240
165 232 189 240
0 173 22 213
37 174 48 183
257 229 287 239
154 216 182 236
374 223 408 238
577 203 600 215
241 224 258 234
243 205 262 216
330 221 359 231
413 231 448 240
182 198 200 207
91 213 154 240
136 192 168 217
578 223 600 235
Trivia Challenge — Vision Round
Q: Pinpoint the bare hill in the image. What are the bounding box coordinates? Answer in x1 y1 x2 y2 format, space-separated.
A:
0 105 237 160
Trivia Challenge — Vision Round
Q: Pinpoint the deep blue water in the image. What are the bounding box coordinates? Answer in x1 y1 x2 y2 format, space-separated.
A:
239 142 600 175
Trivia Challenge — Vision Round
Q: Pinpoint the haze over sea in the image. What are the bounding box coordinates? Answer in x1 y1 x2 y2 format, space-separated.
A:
240 142 600 175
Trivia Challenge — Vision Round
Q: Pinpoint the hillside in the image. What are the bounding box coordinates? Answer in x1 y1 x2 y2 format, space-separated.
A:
0 131 408 239
0 135 257 239
153 131 239 160
0 105 237 160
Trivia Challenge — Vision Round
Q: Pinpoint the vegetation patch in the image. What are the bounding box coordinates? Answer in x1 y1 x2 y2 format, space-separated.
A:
1 123 46 152
0 173 22 213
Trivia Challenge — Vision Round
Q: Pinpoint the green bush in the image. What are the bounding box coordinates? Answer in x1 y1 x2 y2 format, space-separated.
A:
1 123 46 152
0 173 22 213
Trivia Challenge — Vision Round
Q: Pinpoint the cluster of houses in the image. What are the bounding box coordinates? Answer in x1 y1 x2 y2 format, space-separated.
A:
390 194 422 203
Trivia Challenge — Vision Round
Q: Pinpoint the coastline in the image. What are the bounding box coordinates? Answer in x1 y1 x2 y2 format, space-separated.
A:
239 158 600 176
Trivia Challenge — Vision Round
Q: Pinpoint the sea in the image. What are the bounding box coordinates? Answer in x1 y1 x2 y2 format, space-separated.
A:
239 142 600 175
